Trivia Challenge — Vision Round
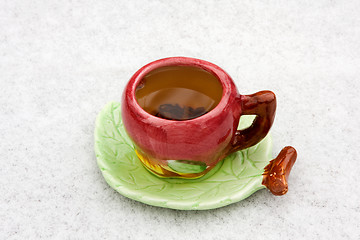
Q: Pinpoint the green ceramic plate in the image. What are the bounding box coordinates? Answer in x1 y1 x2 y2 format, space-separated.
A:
95 102 272 210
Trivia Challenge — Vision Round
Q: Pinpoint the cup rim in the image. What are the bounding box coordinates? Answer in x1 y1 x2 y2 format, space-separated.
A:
126 56 236 123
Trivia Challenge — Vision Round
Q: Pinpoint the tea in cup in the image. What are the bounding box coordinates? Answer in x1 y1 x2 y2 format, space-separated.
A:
122 57 276 179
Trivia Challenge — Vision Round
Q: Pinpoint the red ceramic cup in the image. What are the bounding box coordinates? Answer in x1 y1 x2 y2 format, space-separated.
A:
122 57 276 179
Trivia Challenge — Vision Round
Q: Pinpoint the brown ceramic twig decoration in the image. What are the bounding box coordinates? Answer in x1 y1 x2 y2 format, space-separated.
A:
262 146 297 196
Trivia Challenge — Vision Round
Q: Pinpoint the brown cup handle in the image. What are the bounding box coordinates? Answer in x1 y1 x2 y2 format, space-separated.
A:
230 91 276 153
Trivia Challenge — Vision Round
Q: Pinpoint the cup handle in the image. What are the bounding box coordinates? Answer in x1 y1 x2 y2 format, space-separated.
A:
230 91 276 153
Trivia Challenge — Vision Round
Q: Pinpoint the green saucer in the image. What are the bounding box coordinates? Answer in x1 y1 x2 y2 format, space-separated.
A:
95 102 272 210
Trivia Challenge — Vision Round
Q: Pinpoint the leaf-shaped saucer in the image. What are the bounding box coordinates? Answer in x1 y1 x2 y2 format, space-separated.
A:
95 102 272 210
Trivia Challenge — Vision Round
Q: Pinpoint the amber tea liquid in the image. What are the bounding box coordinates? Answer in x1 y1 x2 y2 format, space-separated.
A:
135 66 223 121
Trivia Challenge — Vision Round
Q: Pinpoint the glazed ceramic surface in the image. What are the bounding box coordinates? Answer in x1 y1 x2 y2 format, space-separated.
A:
95 102 273 210
121 57 276 178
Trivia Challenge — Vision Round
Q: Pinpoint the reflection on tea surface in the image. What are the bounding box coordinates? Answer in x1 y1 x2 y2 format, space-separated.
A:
136 66 223 120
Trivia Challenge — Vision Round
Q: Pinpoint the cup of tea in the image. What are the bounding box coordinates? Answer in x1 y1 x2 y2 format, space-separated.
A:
121 57 276 179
